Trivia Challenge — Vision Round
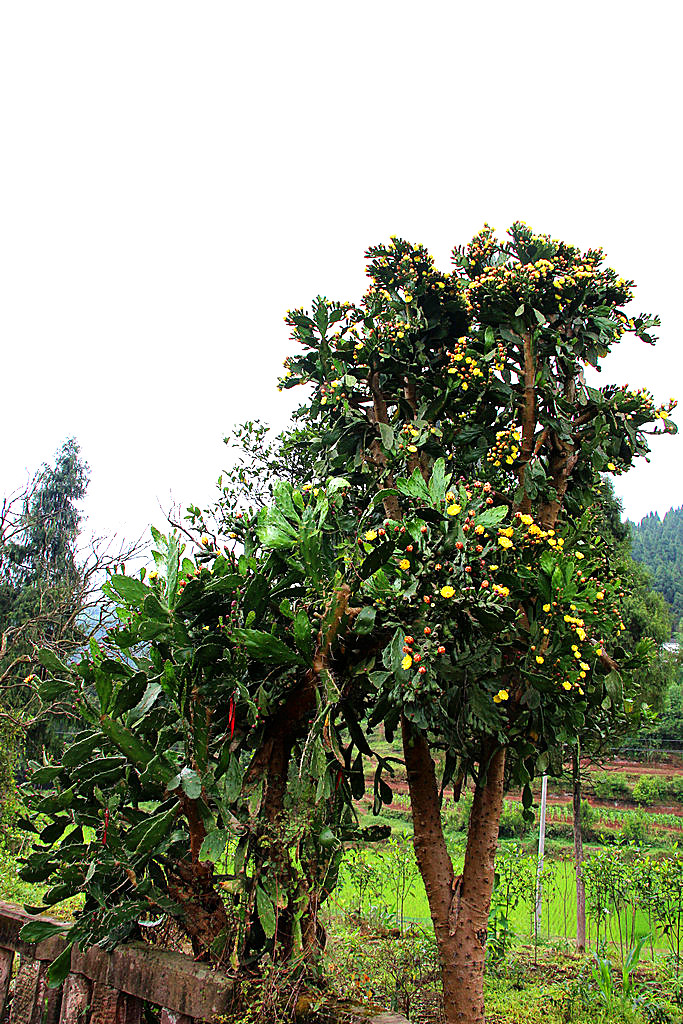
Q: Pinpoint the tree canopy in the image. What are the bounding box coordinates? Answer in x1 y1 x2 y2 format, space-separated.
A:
22 224 676 1024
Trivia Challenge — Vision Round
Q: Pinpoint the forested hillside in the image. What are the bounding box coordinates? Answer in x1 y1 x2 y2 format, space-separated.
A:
630 506 683 629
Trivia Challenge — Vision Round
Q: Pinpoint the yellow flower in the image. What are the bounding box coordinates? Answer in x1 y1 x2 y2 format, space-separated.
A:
535 655 544 664
498 536 513 549
596 592 604 600
440 585 456 599
401 654 413 670
520 514 533 526
399 558 411 571
446 503 461 516
493 688 509 703
148 570 158 580
542 603 551 613
408 445 418 453
364 530 378 542
576 628 586 641
575 552 584 560
404 293 413 303
596 647 603 656
201 535 211 546
474 524 485 535
607 462 616 471
562 681 572 691
500 527 514 538
580 661 589 671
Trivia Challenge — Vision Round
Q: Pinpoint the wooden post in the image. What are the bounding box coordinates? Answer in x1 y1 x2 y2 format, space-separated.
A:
9 956 48 1024
535 773 548 937
0 948 15 1020
58 974 91 1024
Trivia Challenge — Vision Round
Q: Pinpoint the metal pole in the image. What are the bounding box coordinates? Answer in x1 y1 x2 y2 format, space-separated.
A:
535 773 548 937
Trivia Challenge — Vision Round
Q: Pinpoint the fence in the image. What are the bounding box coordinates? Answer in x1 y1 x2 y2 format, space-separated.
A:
0 901 406 1024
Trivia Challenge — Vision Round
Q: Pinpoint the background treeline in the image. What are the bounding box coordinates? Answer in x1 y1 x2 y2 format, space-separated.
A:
630 505 683 632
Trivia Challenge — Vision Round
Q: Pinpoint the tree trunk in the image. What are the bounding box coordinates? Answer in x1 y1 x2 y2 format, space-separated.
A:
572 746 586 952
402 717 506 1024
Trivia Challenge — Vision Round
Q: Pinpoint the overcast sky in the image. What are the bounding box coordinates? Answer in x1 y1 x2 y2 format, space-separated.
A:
2 1 681 550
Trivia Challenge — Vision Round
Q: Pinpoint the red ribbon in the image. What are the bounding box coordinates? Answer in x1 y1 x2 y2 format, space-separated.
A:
228 696 235 738
102 809 109 845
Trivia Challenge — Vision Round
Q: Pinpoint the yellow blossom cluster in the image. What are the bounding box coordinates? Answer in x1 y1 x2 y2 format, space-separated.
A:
446 339 485 392
487 427 521 467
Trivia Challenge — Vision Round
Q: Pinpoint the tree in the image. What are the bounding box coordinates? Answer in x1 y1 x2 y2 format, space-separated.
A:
25 225 676 1024
1 440 142 780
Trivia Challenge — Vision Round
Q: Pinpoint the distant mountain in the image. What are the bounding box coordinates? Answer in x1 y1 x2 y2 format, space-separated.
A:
630 506 683 630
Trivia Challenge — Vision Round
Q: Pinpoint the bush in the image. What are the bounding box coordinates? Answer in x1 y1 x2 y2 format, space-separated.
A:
498 800 532 839
633 775 663 805
619 811 652 844
591 771 632 800
444 790 473 834
664 775 683 803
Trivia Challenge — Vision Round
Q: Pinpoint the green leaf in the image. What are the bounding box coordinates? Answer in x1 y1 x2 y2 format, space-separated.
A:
605 670 623 704
378 423 394 450
38 678 72 702
19 920 65 943
232 629 306 666
94 668 113 714
475 506 508 529
112 673 148 718
256 886 276 939
428 458 450 505
38 649 70 676
224 756 243 803
99 716 174 783
354 606 376 635
383 627 406 674
62 733 101 767
35 788 75 815
522 783 533 809
539 550 555 577
29 765 64 785
47 943 74 988
396 468 431 503
126 807 177 855
293 610 314 659
179 768 202 799
359 540 395 580
110 576 149 605
199 829 229 863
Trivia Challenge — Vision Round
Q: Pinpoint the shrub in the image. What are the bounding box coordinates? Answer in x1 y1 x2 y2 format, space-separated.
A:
591 771 632 800
618 812 651 845
664 775 683 803
497 800 532 839
633 775 663 805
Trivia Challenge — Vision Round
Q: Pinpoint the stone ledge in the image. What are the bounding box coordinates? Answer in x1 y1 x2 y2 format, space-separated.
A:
0 902 236 1022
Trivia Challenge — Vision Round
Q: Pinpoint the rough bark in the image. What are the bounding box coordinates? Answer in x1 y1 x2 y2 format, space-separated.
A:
402 718 506 1024
166 858 229 958
572 747 586 952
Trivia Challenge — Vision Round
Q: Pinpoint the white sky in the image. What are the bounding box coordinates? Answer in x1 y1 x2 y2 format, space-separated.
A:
2 1 681 549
